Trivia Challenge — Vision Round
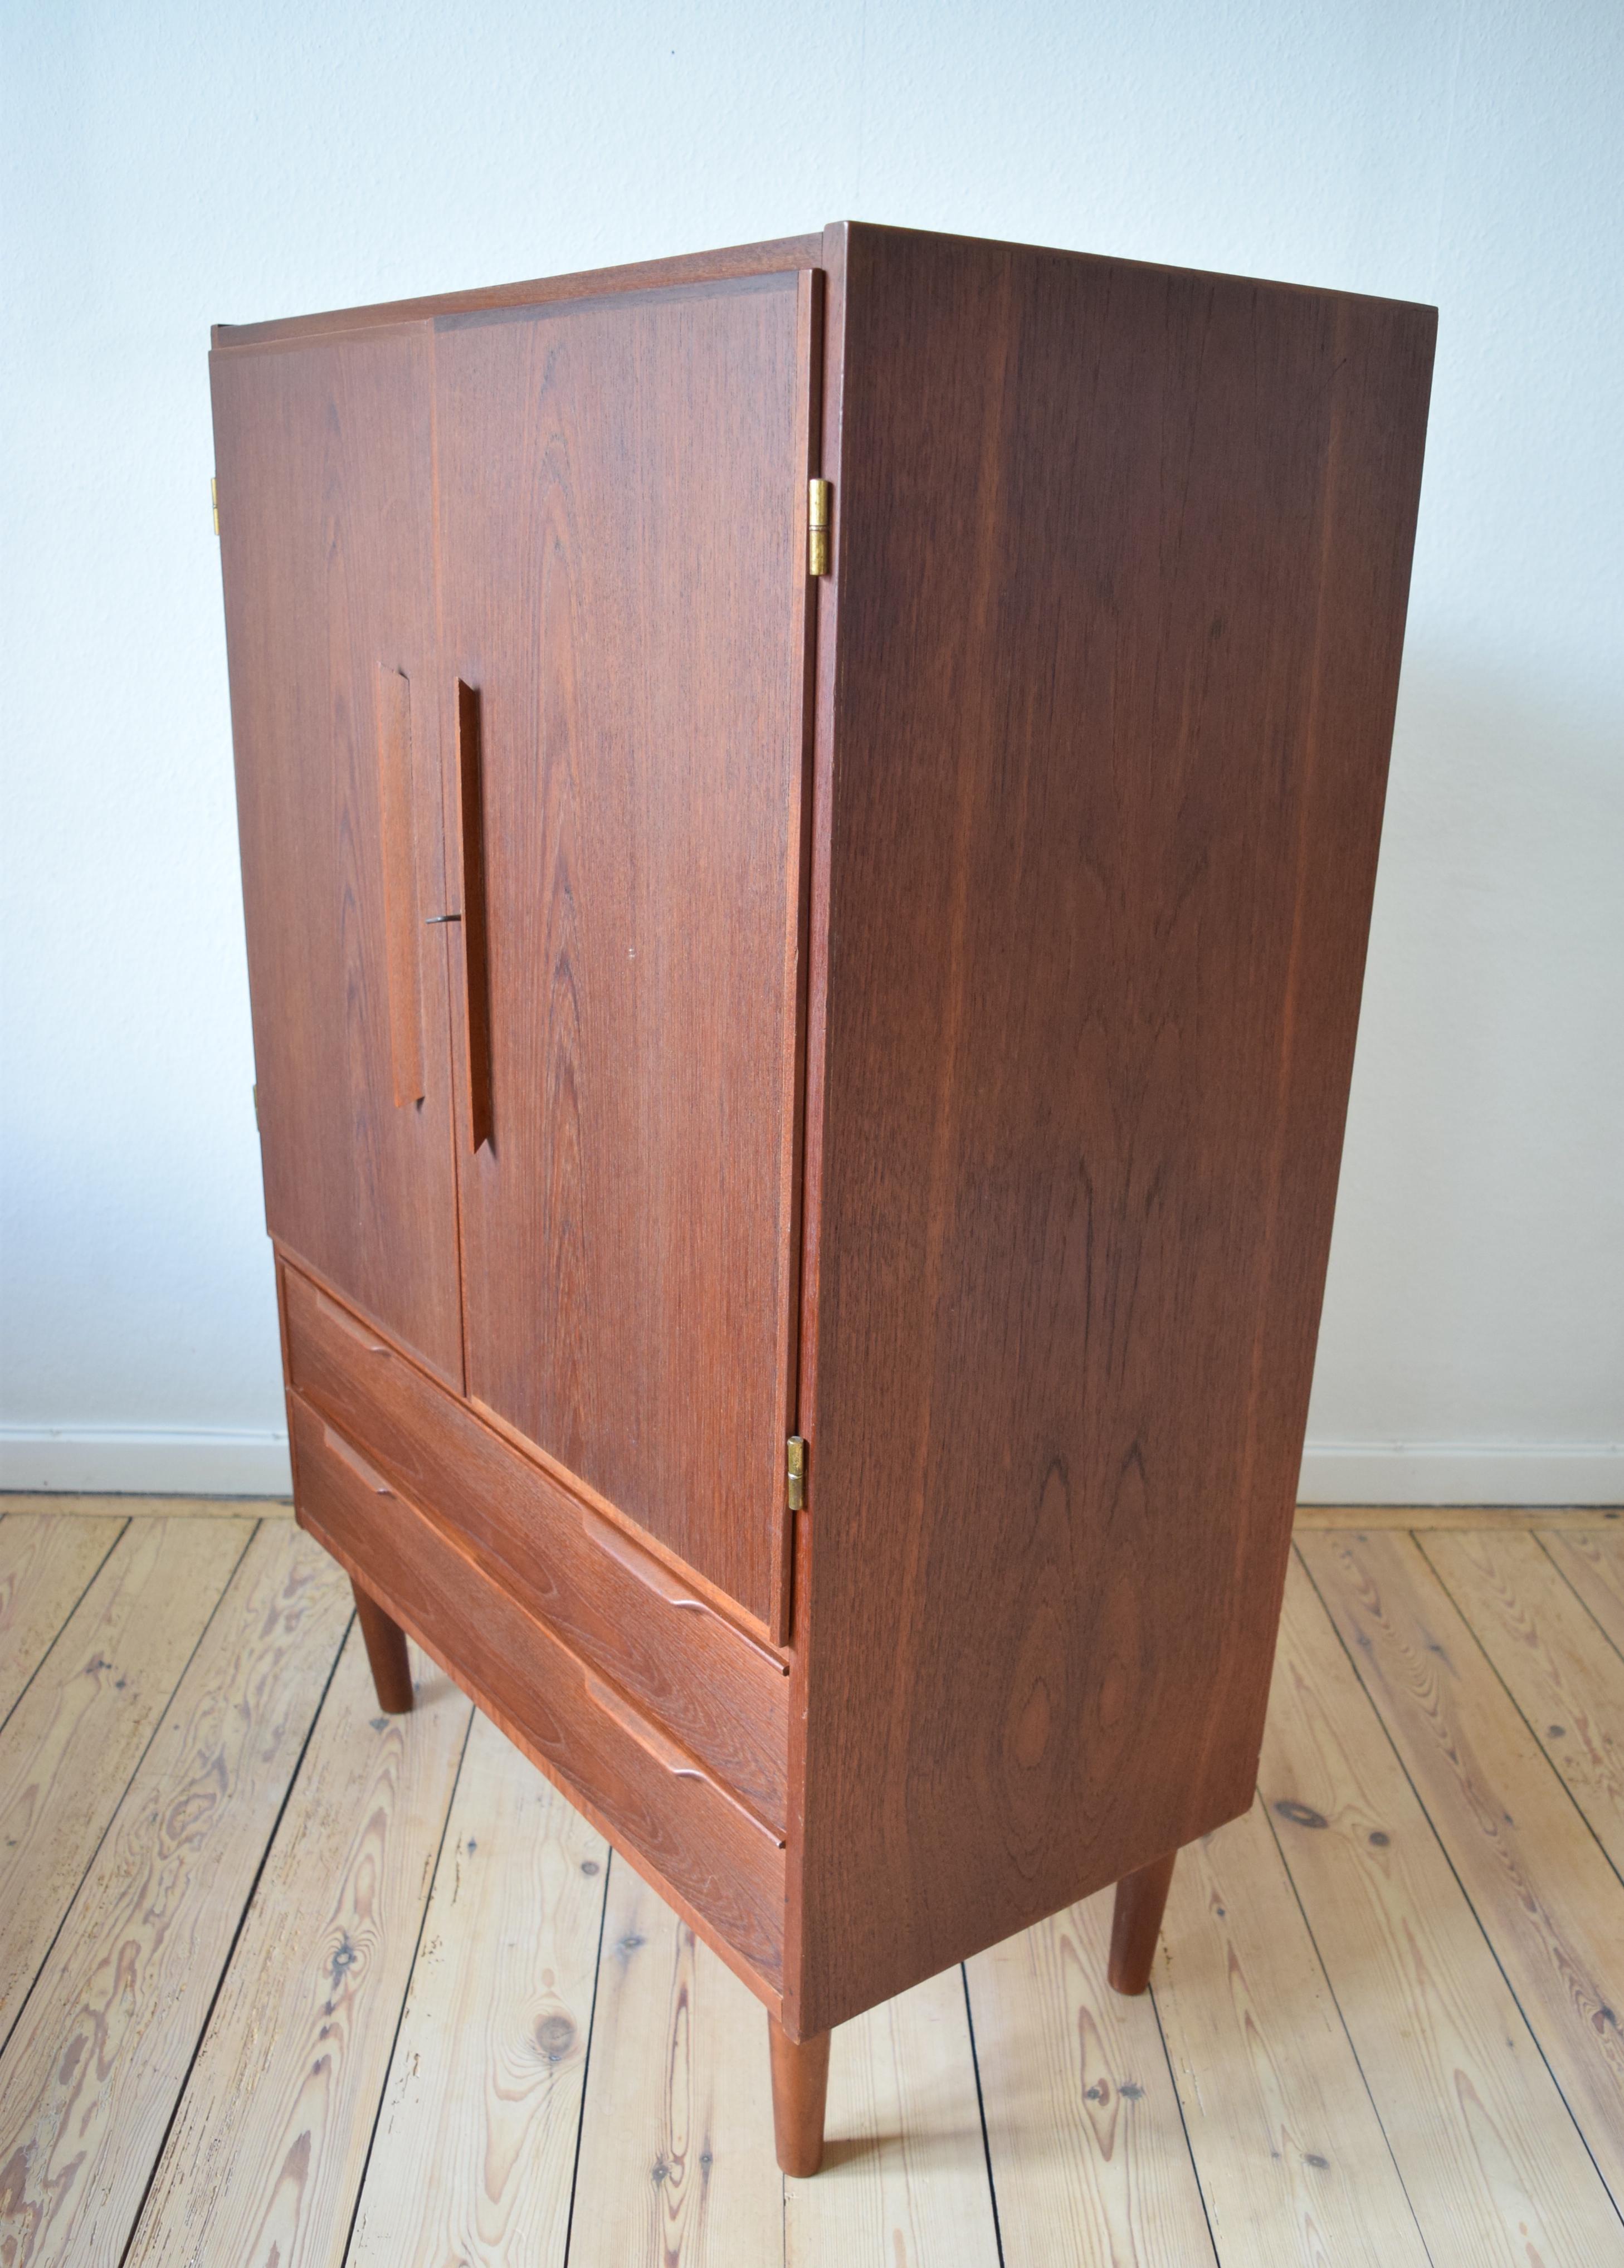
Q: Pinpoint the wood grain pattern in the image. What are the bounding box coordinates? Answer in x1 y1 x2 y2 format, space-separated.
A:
792 220 1435 2031
1422 1527 1624 1872
0 1526 351 2268
1543 1527 1624 1653
0 1516 250 2035
1299 1528 1624 2203
213 232 826 349
282 1259 790 1822
1154 1797 1431 2268
966 1888 1216 2268
433 270 813 1627
123 1624 470 2268
292 1396 787 1992
1262 1554 1624 2266
782 1969 1000 2264
349 1711 609 2267
211 323 464 1383
0 1516 122 1726
569 1855 783 2267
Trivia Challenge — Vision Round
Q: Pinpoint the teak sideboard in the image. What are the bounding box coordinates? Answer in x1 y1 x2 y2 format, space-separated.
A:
210 221 1434 2174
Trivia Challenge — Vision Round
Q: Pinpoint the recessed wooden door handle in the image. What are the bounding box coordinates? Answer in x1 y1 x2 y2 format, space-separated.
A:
376 665 426 1108
455 680 494 1152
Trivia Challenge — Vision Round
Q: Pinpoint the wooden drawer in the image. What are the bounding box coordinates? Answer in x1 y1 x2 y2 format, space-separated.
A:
290 1391 786 1994
280 1260 789 1830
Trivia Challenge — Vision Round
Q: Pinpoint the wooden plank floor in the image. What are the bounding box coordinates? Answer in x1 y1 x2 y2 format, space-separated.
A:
0 1496 1620 2266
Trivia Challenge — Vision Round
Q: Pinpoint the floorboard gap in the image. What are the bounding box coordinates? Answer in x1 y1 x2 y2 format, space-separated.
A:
1414 1533 1624 1896
114 1598 354 2268
0 1516 259 2070
1291 1539 1624 2231
338 1686 480 2265
958 1959 1007 2268
1533 1530 1624 1667
1259 1784 1438 2264
0 1515 129 1741
1147 1930 1223 2264
560 1837 616 2266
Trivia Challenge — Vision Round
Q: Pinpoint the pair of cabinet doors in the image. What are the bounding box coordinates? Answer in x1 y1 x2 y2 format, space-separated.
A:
214 270 822 1638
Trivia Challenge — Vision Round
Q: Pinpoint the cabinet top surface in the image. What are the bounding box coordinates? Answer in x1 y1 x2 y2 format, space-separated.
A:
210 221 1435 352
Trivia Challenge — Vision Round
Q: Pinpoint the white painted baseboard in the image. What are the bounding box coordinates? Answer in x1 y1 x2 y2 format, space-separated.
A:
2 1427 1618 1508
1298 1441 1623 1506
0 1427 292 1497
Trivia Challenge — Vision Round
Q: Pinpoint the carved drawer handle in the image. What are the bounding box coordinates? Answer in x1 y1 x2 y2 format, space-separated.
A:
582 1673 785 1848
583 1510 705 1609
322 1425 395 1497
315 1289 391 1357
579 1507 789 1675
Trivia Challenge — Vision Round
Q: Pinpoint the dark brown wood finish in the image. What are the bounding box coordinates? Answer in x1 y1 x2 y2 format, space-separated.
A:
350 1579 414 1714
788 222 1434 2033
280 1258 791 1827
432 271 815 1628
1108 1851 1178 1996
218 226 1435 2154
767 2017 831 2177
290 1394 787 1998
211 326 464 1382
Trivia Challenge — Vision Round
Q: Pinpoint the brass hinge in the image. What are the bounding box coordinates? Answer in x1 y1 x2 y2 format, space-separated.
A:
807 479 830 577
786 1435 807 1511
211 476 219 535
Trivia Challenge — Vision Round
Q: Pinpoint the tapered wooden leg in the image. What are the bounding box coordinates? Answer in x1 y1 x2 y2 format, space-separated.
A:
1108 1848 1177 1995
768 2014 831 2176
352 1579 414 1713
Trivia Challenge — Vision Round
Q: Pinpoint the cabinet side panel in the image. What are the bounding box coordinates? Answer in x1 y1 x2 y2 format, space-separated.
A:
794 226 1433 2031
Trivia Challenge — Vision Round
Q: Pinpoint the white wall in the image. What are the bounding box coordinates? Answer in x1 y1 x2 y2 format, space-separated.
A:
2 0 1620 1501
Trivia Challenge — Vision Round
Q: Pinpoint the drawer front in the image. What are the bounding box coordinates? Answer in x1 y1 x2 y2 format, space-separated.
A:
280 1259 789 1830
291 1392 786 1994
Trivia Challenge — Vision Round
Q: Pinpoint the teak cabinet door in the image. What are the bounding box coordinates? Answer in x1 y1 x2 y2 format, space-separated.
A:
211 327 464 1382
433 271 816 1631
